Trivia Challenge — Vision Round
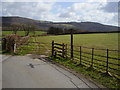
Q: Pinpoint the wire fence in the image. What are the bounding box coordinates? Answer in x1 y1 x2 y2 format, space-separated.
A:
66 44 120 79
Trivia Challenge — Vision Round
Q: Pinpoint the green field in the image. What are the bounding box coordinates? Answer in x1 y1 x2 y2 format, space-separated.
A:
33 33 119 50
2 31 46 36
31 33 119 61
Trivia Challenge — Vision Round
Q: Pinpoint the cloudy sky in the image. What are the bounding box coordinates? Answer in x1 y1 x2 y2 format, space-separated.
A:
1 0 119 26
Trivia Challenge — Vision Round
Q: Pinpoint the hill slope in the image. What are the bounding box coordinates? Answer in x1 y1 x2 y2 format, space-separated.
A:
1 16 119 32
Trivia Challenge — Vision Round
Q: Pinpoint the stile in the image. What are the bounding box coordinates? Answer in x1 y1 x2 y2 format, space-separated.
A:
52 41 66 58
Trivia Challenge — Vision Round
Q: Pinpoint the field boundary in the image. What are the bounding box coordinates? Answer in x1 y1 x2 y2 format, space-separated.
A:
51 41 120 79
14 39 120 79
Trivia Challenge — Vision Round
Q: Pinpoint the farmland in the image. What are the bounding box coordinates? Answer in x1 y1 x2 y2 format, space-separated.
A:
31 33 119 75
1 31 119 50
33 33 119 50
2 31 46 36
17 33 119 59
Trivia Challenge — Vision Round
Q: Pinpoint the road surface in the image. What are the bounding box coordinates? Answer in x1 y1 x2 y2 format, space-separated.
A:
2 54 105 88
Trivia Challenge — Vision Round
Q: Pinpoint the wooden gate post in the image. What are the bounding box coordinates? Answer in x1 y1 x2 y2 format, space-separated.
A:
2 38 6 51
106 49 109 74
52 40 54 56
14 43 16 53
91 48 94 67
80 46 82 65
71 29 74 59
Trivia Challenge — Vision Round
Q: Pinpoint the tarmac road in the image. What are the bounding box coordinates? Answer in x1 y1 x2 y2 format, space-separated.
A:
2 54 105 88
1 54 12 89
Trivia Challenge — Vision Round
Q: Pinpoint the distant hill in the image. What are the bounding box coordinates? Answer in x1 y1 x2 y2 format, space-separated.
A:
2 16 51 31
1 16 119 33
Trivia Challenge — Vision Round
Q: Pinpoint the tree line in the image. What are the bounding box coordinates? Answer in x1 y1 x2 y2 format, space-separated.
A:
47 26 77 35
6 24 111 36
6 23 37 36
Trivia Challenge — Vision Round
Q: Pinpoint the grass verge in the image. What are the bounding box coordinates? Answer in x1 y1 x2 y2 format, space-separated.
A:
49 56 120 88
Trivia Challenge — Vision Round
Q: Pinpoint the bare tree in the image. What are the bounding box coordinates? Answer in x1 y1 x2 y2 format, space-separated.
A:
21 24 36 36
9 23 21 34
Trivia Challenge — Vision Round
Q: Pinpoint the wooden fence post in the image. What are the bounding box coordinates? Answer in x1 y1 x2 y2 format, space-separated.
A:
52 40 54 56
62 43 65 58
106 49 109 74
91 48 94 67
80 46 82 65
65 44 67 59
71 29 73 59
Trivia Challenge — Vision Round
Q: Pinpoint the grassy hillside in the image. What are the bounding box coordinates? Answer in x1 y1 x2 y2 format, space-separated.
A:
2 16 119 32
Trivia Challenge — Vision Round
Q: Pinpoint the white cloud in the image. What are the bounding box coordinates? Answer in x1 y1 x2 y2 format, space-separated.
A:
2 0 119 2
101 2 118 13
59 12 76 18
84 0 106 2
0 1 2 16
2 0 57 2
72 2 107 11
1 1 118 26
57 2 118 26
2 2 55 18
